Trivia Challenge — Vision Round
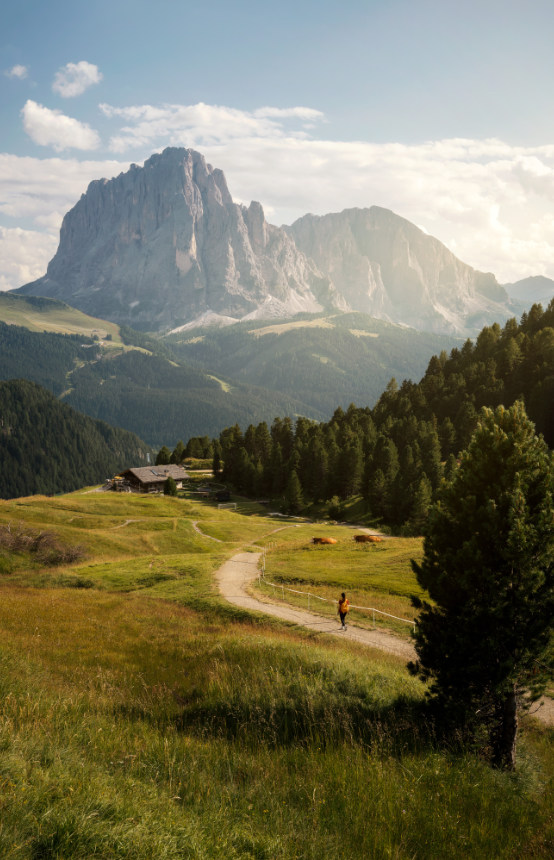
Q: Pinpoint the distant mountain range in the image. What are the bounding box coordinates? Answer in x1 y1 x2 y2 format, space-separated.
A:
9 147 552 457
0 295 458 447
502 275 554 306
16 146 539 337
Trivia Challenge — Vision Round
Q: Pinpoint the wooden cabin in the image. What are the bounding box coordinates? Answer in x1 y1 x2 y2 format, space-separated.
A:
117 465 188 493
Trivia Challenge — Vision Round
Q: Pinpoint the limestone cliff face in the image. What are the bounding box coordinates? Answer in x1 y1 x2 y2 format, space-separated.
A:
19 149 513 335
287 208 510 335
19 148 336 330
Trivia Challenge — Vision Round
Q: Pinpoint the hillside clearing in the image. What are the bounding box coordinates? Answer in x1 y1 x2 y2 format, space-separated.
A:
0 491 551 858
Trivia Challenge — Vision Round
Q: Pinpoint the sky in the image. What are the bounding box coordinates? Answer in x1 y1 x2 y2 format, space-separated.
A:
2 0 554 291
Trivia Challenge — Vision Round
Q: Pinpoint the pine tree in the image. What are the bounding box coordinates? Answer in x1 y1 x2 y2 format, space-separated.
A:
306 433 329 502
254 421 272 465
285 469 304 514
170 440 185 464
337 432 363 499
212 448 222 480
155 445 171 465
410 402 554 769
408 474 433 534
270 441 285 496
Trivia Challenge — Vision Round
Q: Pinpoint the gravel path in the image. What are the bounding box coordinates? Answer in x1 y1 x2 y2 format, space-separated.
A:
216 550 554 725
216 551 414 660
192 520 223 542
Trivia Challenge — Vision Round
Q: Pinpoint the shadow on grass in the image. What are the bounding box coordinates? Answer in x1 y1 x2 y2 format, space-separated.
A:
169 695 458 757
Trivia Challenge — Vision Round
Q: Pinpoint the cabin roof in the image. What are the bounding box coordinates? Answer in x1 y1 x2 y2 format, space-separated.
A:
121 465 188 483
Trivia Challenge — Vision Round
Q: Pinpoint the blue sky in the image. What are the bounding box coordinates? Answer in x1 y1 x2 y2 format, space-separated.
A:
2 0 554 290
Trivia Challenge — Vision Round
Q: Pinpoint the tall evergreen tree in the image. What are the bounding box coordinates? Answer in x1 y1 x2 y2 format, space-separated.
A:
306 433 329 502
337 432 363 499
408 474 433 535
155 445 171 465
212 448 222 480
270 442 285 495
285 469 304 514
254 421 272 465
410 402 554 769
170 440 185 464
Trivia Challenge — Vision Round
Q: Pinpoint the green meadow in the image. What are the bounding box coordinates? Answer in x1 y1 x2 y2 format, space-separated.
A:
0 293 123 343
0 491 551 858
255 529 425 637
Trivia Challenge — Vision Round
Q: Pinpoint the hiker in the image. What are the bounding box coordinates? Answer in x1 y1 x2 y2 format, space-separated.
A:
338 592 349 629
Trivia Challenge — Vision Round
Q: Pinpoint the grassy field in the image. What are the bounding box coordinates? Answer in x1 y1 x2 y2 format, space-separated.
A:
254 528 425 638
0 293 123 343
0 491 552 858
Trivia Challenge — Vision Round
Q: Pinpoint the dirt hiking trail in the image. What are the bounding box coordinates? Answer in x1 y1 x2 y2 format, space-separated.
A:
216 550 554 726
216 551 414 660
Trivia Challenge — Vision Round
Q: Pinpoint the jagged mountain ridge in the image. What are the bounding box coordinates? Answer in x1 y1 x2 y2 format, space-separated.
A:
18 146 514 335
287 208 510 334
18 148 339 331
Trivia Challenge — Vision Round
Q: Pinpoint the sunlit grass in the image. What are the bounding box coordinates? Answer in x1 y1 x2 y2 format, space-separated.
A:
0 293 123 341
0 491 551 858
0 586 551 859
252 531 425 636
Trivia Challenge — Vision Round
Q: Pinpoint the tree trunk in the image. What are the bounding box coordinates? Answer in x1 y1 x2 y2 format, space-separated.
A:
492 685 518 770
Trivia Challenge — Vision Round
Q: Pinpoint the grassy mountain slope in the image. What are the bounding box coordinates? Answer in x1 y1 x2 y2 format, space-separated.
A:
0 491 550 857
168 312 460 415
0 321 93 396
0 292 123 341
0 379 151 499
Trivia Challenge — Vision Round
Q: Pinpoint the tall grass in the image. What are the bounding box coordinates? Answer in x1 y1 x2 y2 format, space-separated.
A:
0 493 551 858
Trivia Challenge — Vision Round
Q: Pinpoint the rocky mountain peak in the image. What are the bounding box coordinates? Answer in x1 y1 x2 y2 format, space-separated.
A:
17 147 516 335
287 207 510 334
18 147 334 330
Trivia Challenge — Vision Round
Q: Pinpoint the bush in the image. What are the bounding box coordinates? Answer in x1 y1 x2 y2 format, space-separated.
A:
0 523 86 567
327 496 343 520
164 476 178 496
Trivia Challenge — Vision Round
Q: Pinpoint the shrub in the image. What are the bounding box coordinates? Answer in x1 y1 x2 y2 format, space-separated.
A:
0 523 86 567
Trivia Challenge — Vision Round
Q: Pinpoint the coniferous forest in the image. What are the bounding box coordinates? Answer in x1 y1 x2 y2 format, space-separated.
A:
182 302 554 532
0 379 151 499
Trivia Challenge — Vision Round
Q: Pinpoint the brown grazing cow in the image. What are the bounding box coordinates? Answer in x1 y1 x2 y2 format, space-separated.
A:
312 537 337 545
354 534 383 543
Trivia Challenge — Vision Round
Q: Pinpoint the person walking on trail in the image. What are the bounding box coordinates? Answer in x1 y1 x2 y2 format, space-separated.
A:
338 592 349 629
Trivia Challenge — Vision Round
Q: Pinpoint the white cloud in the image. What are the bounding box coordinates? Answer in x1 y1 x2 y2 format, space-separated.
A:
52 61 102 98
0 154 129 290
21 100 101 151
99 102 326 152
0 227 58 291
253 106 325 120
5 64 28 80
0 152 128 223
191 134 554 282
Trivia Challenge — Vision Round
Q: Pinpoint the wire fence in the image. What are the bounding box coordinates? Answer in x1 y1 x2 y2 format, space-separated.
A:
258 544 416 631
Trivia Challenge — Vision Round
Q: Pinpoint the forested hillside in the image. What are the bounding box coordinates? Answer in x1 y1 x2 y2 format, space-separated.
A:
0 321 95 396
194 301 554 532
63 351 323 447
168 313 459 415
0 380 151 499
0 321 323 447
